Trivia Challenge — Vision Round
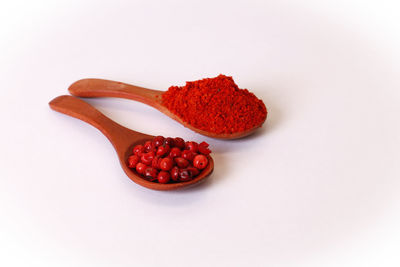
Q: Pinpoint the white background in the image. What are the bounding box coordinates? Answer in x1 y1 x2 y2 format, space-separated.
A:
1 0 400 266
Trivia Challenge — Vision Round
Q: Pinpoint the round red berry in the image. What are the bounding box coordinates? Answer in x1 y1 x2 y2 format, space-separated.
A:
152 156 161 169
156 145 171 157
169 147 181 158
160 157 174 171
164 137 175 147
185 141 198 153
128 155 140 168
181 150 196 161
173 137 185 149
187 166 200 176
179 168 193 182
193 154 208 169
152 136 165 147
157 171 170 184
133 144 145 156
135 162 147 175
144 140 154 152
145 167 158 181
174 157 189 168
141 151 155 165
170 166 179 182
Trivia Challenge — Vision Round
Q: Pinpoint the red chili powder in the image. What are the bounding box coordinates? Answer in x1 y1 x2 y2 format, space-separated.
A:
161 74 267 134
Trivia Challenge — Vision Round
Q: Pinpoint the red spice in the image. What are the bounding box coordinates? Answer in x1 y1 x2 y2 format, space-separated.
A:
174 157 189 168
132 144 145 156
193 155 208 170
198 141 211 155
157 171 171 184
128 155 140 168
160 157 174 171
181 150 196 161
127 136 212 183
169 147 181 158
156 145 170 157
162 74 267 134
170 167 179 181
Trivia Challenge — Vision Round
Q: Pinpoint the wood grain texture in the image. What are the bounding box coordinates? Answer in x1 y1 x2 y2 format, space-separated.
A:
49 95 213 191
68 78 264 139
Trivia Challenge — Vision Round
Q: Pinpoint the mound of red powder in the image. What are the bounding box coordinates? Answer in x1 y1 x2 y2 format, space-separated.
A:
161 75 267 134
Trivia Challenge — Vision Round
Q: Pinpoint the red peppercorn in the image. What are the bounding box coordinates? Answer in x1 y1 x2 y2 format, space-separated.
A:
170 166 179 182
144 141 154 152
128 137 211 183
187 166 200 176
159 157 174 171
141 151 155 165
169 147 181 158
181 150 196 161
145 167 158 181
185 141 198 153
179 168 193 182
152 156 161 170
128 155 140 168
152 136 165 147
173 137 185 149
156 145 171 157
198 141 211 155
174 157 189 168
157 171 170 184
164 137 175 147
193 154 208 169
132 144 145 156
135 162 147 175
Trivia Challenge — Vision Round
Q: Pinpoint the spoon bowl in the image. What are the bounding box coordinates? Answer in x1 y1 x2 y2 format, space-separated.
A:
68 78 265 139
49 95 214 190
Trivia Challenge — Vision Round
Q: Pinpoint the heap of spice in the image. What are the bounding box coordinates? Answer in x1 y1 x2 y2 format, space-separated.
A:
161 74 267 134
127 136 211 184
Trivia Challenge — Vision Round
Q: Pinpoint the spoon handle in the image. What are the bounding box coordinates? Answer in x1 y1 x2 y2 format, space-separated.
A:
68 78 163 108
49 95 146 152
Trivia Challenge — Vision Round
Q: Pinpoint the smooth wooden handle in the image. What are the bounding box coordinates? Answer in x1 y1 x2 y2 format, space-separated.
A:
49 95 141 152
68 79 163 108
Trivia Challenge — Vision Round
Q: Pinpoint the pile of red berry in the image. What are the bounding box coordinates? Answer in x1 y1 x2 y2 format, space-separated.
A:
127 136 211 184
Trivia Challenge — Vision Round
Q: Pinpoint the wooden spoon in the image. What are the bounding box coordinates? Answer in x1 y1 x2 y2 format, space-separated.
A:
49 95 214 191
68 78 264 139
